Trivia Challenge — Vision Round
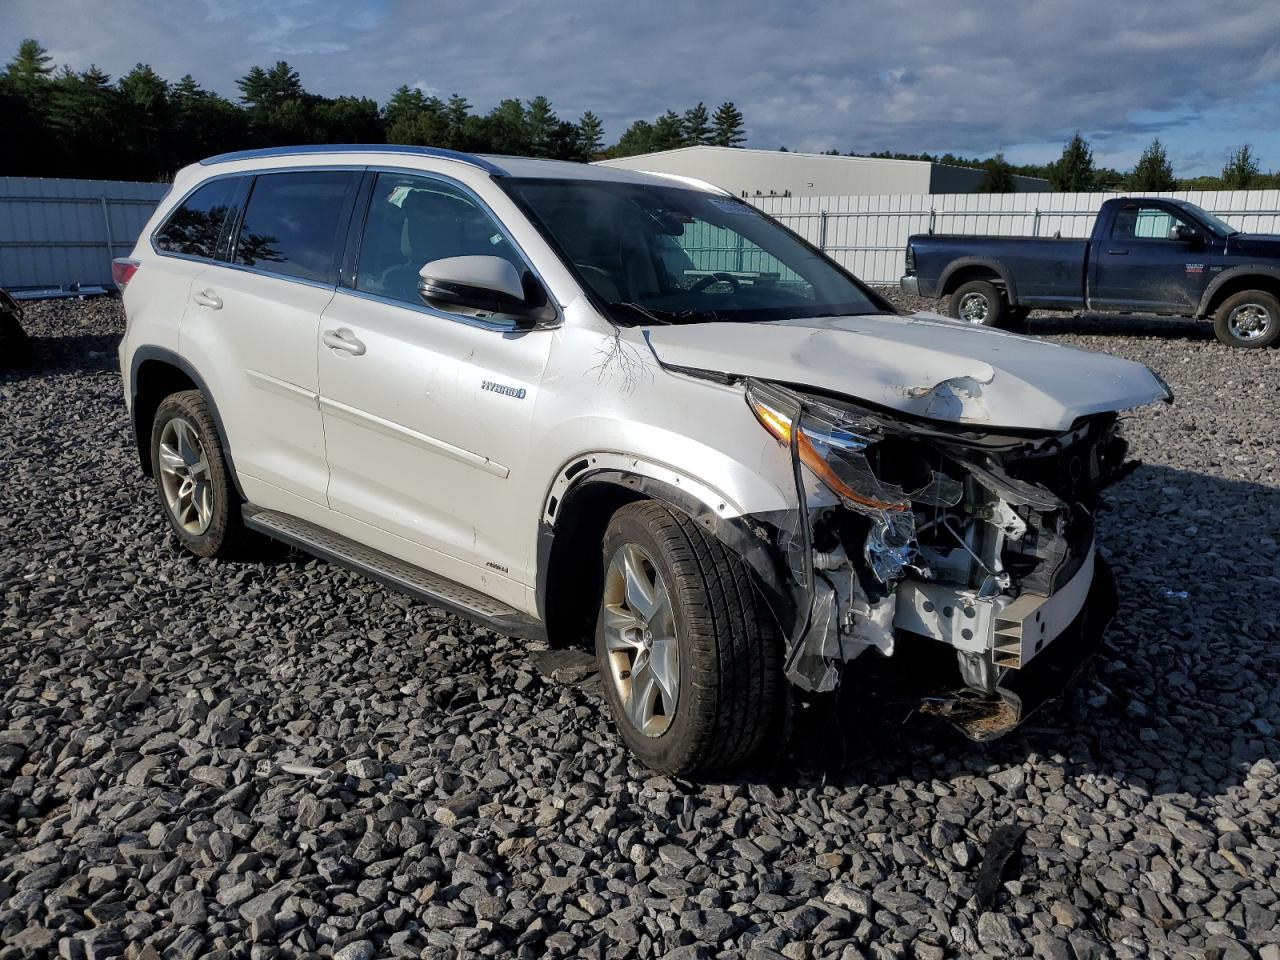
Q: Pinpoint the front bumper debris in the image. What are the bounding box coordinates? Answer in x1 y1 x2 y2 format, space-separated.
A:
893 542 1098 670
917 556 1117 740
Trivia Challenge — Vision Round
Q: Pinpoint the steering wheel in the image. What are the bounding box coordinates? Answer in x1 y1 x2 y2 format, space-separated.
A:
690 272 740 294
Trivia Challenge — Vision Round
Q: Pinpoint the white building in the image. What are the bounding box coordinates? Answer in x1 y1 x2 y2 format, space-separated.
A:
596 145 1049 197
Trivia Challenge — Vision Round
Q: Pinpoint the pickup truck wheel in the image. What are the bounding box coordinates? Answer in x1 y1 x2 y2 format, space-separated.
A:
150 390 248 559
949 280 1007 328
1214 290 1280 348
595 501 782 775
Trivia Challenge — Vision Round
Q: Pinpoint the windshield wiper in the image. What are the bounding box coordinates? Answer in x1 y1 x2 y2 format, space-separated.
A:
608 302 694 325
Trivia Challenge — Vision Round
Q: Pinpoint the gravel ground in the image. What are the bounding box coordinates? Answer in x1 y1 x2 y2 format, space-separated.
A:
2 295 1278 960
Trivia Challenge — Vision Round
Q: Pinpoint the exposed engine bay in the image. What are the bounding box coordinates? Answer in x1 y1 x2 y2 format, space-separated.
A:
741 378 1134 737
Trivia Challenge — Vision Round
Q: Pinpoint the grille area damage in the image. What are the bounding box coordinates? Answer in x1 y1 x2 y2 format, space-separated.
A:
742 378 1134 738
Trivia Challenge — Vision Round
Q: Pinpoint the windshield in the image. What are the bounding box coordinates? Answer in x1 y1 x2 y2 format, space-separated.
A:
502 177 889 324
1175 200 1239 236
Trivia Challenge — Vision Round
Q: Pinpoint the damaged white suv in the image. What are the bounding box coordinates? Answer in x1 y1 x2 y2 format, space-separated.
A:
117 146 1171 774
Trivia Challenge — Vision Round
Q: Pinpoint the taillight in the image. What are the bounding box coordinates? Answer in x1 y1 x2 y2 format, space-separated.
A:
904 244 916 274
112 258 140 290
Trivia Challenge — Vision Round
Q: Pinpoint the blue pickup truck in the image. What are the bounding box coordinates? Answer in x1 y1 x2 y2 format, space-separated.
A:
901 196 1280 347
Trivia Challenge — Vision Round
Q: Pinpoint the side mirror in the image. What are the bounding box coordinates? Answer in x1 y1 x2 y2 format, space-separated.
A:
1169 224 1200 244
418 255 556 327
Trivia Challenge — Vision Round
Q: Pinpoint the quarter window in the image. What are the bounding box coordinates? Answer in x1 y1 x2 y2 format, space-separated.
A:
233 171 359 283
355 173 524 306
154 177 239 259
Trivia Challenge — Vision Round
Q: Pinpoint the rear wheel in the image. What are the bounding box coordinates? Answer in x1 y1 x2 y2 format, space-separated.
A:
149 390 247 559
949 280 1007 328
1213 290 1280 348
594 501 782 775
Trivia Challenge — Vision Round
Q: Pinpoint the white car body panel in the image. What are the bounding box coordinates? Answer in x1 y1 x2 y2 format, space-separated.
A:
179 263 335 505
641 311 1169 432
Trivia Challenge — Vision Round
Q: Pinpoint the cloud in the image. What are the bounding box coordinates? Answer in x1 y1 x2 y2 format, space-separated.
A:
5 0 1280 174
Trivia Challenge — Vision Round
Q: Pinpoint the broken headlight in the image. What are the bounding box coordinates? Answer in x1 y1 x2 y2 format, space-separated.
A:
745 380 911 513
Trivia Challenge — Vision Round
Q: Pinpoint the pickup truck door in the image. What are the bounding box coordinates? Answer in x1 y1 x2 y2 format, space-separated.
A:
316 170 552 592
1090 201 1207 313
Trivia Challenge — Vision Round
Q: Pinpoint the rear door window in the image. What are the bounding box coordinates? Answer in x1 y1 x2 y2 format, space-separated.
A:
233 171 359 284
154 177 240 259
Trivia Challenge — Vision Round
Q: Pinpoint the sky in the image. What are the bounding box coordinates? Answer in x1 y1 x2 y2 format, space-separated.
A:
5 0 1280 177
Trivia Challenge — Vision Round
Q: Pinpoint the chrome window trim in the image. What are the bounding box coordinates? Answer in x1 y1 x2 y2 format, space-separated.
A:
347 165 563 331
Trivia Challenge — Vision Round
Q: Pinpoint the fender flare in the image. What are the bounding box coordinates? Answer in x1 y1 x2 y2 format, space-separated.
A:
128 346 246 499
534 453 796 635
1196 264 1280 317
938 257 1020 305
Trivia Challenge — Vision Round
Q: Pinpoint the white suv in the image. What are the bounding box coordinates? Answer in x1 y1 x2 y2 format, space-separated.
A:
116 146 1170 774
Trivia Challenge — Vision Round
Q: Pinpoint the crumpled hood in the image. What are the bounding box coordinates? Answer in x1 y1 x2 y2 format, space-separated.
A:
641 311 1171 432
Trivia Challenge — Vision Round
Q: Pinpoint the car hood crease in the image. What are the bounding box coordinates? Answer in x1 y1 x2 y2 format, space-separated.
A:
640 312 1170 432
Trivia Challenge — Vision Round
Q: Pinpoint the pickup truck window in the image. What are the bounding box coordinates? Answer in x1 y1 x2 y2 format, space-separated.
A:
503 178 886 325
1111 204 1190 241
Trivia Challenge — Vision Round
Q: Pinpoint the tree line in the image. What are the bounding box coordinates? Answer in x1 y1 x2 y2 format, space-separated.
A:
0 39 749 182
859 133 1280 193
5 38 1276 194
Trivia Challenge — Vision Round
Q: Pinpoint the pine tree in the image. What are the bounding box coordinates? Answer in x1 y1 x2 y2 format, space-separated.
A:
1221 144 1260 189
682 102 711 145
119 64 172 179
236 61 302 109
526 95 558 157
576 111 604 160
977 153 1015 193
1128 138 1176 191
5 39 54 93
652 110 685 151
611 120 656 157
1049 132 1096 192
444 94 472 150
711 101 745 147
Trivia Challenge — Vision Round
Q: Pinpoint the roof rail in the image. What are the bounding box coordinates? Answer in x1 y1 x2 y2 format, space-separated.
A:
198 144 507 176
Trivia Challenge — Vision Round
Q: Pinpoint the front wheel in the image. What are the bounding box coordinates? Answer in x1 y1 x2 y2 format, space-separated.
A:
949 280 1007 328
594 502 782 775
1213 290 1280 348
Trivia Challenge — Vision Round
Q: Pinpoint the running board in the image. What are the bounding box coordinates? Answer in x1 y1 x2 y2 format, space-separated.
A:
242 507 546 641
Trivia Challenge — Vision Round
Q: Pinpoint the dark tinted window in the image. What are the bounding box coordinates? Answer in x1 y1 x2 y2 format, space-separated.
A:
355 172 523 305
234 171 358 283
154 177 239 259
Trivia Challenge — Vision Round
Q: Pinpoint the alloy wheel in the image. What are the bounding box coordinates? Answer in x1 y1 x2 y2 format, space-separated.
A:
157 416 213 535
601 542 680 737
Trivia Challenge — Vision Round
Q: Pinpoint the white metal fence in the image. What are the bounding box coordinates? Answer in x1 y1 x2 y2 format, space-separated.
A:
748 190 1280 285
0 177 169 294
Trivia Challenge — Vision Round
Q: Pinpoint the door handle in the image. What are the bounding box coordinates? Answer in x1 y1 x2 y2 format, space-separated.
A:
323 328 366 356
1106 248 1129 256
193 289 223 309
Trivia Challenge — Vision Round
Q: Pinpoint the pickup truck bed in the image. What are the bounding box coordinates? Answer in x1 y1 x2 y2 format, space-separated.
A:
901 196 1280 348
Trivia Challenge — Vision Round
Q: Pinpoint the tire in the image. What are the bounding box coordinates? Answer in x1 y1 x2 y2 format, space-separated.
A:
949 279 1007 328
149 390 247 559
594 501 782 775
1213 290 1280 348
